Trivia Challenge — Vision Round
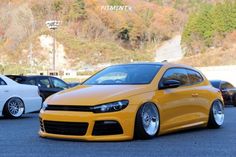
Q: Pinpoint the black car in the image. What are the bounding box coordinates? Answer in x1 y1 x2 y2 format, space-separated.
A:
210 80 236 106
6 75 70 101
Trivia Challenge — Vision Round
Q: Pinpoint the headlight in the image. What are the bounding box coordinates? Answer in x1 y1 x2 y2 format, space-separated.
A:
92 100 129 113
41 102 48 111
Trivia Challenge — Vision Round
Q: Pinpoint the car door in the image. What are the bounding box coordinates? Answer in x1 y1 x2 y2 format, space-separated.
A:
155 68 197 131
36 77 54 99
185 69 209 122
50 77 69 93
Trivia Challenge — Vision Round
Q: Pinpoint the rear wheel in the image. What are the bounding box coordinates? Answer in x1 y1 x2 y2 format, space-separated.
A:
135 103 160 139
4 97 25 118
208 100 224 128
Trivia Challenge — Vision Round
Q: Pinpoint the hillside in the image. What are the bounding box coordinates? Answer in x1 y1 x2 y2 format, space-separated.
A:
179 1 236 66
0 0 187 74
0 0 235 74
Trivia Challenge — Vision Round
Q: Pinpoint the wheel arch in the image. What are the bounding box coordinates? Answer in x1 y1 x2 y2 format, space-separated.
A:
208 98 224 114
210 99 224 109
2 96 26 115
207 98 224 128
134 101 161 138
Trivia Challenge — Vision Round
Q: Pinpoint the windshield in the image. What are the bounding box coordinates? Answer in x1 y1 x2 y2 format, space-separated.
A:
83 64 161 85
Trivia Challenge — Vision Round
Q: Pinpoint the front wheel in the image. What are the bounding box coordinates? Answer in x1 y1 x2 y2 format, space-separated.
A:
135 103 160 139
4 97 25 118
208 100 224 128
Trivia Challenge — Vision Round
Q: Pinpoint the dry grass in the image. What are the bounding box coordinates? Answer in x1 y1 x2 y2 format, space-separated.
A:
175 47 236 67
178 30 236 67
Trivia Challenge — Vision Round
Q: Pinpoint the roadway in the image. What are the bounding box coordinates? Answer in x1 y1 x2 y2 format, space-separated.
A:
0 107 235 157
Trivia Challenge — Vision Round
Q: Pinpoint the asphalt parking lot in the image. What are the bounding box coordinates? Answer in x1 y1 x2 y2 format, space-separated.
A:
0 107 235 157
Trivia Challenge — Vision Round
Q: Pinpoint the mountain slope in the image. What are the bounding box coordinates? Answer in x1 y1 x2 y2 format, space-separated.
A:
0 0 186 74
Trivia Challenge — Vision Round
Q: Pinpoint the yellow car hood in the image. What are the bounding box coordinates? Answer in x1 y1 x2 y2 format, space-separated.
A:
46 85 153 106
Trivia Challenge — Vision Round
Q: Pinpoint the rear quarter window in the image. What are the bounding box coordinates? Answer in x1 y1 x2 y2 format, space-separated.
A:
186 69 204 85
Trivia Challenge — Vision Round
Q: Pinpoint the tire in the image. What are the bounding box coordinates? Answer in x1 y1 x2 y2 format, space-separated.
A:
208 100 224 128
3 97 25 118
135 103 160 139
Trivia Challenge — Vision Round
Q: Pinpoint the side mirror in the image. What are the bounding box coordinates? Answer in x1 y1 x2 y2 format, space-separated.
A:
159 80 181 90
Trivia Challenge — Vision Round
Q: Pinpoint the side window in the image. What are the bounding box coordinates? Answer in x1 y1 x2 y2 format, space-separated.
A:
0 78 7 85
38 78 51 88
160 68 189 87
186 69 203 85
51 78 68 89
13 77 25 83
27 78 36 85
221 82 234 89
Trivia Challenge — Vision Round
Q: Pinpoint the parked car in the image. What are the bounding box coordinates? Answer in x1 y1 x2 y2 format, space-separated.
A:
39 63 224 141
210 80 236 106
0 75 42 118
6 75 70 101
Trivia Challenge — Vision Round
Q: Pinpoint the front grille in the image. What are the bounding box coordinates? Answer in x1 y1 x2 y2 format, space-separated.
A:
44 120 88 136
45 105 92 112
92 121 123 136
39 118 44 131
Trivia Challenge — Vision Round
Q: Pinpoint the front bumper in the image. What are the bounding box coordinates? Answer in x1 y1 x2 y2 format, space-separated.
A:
39 109 135 141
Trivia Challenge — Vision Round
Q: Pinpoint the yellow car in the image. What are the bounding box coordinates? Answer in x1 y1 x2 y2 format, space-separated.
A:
39 63 224 141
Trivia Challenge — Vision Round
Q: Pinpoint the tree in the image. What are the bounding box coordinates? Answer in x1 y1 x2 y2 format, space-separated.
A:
182 1 236 54
52 0 63 14
65 0 87 22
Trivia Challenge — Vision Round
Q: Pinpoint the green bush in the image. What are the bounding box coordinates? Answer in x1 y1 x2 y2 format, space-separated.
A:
106 0 124 6
182 1 236 54
64 0 87 22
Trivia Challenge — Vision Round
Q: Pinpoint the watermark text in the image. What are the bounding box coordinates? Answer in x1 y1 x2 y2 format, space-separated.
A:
101 5 133 11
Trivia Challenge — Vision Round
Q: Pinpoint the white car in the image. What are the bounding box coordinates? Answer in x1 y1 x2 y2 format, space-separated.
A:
0 75 42 118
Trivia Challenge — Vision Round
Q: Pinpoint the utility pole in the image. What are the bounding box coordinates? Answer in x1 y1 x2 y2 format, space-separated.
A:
53 30 56 71
29 43 33 74
45 20 60 71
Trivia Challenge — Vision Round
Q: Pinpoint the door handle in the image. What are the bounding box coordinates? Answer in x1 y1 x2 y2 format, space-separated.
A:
192 93 199 97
